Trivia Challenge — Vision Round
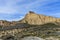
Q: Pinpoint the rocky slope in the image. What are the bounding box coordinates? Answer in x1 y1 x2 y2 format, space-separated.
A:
20 11 60 25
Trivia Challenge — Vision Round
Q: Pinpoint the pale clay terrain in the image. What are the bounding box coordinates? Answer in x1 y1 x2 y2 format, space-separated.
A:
21 36 59 40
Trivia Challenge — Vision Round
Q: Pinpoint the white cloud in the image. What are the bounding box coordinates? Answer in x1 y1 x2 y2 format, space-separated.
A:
45 13 60 18
51 13 60 17
7 16 24 21
0 0 58 14
0 0 51 14
0 7 17 14
0 0 23 14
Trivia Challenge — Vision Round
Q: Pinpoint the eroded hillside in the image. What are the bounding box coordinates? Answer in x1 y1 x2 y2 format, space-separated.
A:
0 11 60 40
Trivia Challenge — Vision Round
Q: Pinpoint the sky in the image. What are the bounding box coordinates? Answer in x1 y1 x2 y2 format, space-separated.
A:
0 0 60 21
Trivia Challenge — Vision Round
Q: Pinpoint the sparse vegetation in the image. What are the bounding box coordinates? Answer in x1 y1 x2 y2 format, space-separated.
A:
13 23 60 39
0 23 60 40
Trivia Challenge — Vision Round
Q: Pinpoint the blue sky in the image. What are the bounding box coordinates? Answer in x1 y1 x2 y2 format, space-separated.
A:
0 0 60 21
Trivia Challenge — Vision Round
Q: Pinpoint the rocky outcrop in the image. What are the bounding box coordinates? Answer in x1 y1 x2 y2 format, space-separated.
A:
20 11 60 25
0 20 12 26
21 36 44 40
0 20 17 27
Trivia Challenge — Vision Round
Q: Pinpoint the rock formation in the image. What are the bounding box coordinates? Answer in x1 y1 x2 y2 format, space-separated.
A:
20 11 60 25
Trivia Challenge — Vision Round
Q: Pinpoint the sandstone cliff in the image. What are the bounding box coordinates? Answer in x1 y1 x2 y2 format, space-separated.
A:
20 11 60 25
